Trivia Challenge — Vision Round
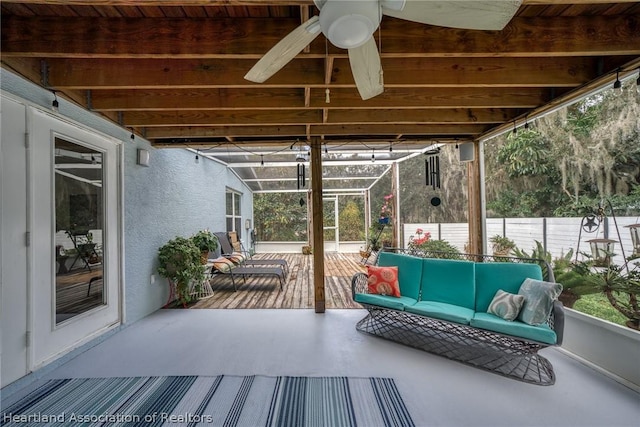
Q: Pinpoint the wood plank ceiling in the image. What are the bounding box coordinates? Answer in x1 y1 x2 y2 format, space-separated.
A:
2 0 640 152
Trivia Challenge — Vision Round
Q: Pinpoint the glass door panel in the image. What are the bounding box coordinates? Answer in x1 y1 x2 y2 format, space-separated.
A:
54 138 105 324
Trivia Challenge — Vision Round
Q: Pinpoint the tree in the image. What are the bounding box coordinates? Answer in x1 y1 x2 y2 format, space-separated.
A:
339 199 365 241
485 80 639 217
254 193 307 241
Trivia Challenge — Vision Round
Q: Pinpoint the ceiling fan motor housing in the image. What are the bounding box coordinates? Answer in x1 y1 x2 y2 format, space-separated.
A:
319 0 382 49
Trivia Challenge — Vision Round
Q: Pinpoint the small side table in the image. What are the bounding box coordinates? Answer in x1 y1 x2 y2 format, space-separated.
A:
56 255 69 274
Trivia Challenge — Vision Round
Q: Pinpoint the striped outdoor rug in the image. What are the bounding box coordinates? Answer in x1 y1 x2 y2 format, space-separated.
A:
1 375 414 427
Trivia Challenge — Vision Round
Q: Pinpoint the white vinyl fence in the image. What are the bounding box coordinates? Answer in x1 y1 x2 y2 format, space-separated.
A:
404 216 639 265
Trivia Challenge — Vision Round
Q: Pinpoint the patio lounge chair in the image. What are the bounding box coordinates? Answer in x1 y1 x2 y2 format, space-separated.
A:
213 232 289 276
208 256 285 291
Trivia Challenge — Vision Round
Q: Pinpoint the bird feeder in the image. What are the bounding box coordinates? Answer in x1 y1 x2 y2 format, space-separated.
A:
626 224 640 257
587 238 616 266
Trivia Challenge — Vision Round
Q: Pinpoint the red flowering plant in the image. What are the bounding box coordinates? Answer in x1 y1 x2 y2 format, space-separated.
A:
379 193 394 220
408 228 431 251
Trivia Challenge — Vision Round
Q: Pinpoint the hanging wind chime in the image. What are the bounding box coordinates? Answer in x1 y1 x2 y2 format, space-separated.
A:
425 149 442 207
297 162 306 191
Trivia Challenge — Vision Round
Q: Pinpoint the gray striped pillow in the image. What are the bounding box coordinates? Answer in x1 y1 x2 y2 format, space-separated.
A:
488 289 525 321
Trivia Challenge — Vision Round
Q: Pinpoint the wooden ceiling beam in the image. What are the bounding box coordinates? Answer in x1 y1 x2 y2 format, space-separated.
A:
3 15 639 58
121 108 515 127
39 57 610 89
90 88 309 111
89 87 552 111
324 109 517 125
143 123 488 139
122 109 324 127
307 87 557 109
145 125 309 139
2 1 636 8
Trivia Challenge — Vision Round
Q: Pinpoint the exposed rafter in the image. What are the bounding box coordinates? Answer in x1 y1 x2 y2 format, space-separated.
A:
1 1 639 147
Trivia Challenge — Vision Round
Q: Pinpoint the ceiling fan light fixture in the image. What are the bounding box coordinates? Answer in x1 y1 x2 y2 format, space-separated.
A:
319 0 381 50
326 15 374 49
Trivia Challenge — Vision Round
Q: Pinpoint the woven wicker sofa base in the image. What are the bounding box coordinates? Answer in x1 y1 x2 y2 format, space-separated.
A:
356 306 555 385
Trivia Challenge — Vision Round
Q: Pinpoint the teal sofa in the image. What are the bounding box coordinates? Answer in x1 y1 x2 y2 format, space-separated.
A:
351 251 564 385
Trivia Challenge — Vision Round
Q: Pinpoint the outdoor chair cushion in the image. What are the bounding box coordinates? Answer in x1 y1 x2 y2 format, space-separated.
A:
209 256 235 273
377 252 423 300
421 258 476 310
474 262 543 312
517 278 564 326
405 301 474 325
470 312 557 345
353 294 418 311
487 290 525 321
226 252 246 265
367 265 401 297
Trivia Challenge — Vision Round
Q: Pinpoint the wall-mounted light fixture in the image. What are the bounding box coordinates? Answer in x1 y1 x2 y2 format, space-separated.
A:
51 91 59 111
136 149 150 167
613 68 622 90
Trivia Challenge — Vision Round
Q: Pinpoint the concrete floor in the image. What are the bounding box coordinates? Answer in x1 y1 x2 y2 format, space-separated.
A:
6 309 640 426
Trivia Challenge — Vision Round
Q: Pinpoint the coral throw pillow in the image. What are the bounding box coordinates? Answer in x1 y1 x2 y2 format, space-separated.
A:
367 265 401 297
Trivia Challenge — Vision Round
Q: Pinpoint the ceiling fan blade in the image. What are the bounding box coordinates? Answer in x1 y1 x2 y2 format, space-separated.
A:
383 0 522 31
245 16 321 83
348 37 384 101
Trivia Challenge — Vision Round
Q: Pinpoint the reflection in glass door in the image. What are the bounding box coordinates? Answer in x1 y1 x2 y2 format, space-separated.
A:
54 138 105 324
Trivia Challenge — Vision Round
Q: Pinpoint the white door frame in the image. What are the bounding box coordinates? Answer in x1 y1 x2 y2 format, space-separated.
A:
1 95 30 386
29 106 123 370
323 196 339 252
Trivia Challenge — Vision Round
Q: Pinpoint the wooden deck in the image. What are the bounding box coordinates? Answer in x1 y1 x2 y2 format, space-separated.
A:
192 253 367 309
56 268 104 322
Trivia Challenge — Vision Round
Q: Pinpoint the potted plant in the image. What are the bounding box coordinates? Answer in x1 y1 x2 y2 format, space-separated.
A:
378 193 393 224
554 258 600 308
490 234 516 256
158 236 205 307
191 229 218 264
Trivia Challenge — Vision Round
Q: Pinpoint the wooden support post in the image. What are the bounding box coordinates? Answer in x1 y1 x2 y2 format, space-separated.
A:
391 162 400 247
307 190 312 246
310 138 325 313
467 141 484 255
364 189 370 243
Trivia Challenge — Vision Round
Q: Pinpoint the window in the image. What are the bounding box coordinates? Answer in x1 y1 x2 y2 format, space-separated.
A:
226 190 242 240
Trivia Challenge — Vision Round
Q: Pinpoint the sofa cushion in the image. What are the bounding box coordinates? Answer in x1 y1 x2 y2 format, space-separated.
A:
354 293 417 311
405 301 474 325
420 258 476 310
475 262 543 312
471 313 557 345
378 252 423 300
517 278 563 326
367 265 401 297
488 290 525 321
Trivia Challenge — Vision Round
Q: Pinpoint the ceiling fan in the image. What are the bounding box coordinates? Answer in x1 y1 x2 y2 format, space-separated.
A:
245 0 522 100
